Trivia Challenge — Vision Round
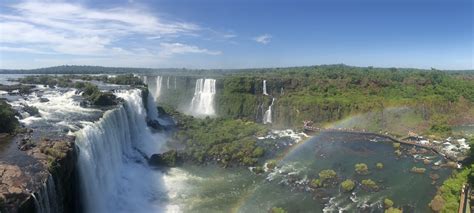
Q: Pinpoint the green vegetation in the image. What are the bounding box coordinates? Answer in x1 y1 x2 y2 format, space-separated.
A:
266 160 277 170
310 178 322 188
340 179 355 192
429 138 474 212
355 163 369 175
392 143 400 149
0 100 19 134
385 207 402 213
361 179 379 190
384 198 394 208
376 162 384 169
77 82 117 106
269 207 287 213
318 169 337 181
168 107 268 166
149 150 180 167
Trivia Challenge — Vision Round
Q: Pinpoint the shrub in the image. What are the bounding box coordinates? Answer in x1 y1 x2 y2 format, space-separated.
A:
270 207 287 213
384 207 402 213
341 179 355 192
392 143 401 149
384 198 394 208
0 101 19 133
376 162 384 169
355 163 369 175
319 169 337 181
361 179 378 190
310 178 322 188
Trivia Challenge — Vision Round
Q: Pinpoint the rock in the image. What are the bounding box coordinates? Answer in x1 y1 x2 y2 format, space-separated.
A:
39 97 49 103
149 150 180 167
147 119 164 131
91 92 117 106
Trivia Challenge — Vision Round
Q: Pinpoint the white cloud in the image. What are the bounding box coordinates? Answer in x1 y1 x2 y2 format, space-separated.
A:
254 34 272 44
0 0 221 62
159 43 222 57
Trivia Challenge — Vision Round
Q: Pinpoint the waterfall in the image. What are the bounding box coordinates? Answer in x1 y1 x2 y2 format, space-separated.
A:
145 91 159 120
166 77 170 89
174 77 177 90
263 98 275 124
189 79 216 117
263 80 268 96
75 89 166 213
154 76 162 101
31 174 59 213
142 76 147 84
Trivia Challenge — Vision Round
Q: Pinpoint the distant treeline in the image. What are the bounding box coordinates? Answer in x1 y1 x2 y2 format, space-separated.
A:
1 64 473 77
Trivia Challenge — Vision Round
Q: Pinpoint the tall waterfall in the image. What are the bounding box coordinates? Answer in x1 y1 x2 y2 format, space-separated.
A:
174 77 177 90
75 89 166 213
189 79 216 117
31 174 59 213
263 98 275 124
263 80 269 96
154 76 163 101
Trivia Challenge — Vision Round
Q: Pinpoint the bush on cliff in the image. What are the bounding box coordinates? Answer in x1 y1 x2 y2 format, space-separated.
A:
149 150 180 167
0 101 19 134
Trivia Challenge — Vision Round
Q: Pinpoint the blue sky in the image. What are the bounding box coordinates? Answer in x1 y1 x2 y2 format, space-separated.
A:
0 0 472 70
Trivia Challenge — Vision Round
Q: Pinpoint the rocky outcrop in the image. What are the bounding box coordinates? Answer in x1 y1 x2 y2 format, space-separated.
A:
0 137 78 213
149 150 181 167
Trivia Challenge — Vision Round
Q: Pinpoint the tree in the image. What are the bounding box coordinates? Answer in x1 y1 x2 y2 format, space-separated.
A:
0 101 19 133
355 163 369 175
385 207 402 213
376 163 384 169
341 179 355 192
384 198 394 208
319 169 337 181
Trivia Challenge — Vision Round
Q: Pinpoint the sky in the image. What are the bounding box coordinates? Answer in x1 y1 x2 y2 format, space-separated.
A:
0 0 472 70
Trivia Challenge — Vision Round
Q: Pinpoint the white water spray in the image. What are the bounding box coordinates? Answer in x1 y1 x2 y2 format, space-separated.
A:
263 98 275 124
154 76 162 101
263 80 268 96
189 79 216 117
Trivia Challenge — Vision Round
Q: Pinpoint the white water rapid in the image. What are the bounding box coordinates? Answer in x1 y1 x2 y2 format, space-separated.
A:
75 89 170 213
189 79 216 117
263 98 275 124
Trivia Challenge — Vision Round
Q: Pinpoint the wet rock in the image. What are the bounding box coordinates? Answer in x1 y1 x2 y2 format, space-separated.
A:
147 119 164 131
39 97 49 103
149 150 180 167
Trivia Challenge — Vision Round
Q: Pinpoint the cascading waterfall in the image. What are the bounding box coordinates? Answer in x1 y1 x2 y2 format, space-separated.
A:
142 76 147 84
263 98 275 124
75 89 166 213
174 77 177 90
154 76 163 101
145 91 159 120
31 174 59 213
263 80 268 96
189 79 216 117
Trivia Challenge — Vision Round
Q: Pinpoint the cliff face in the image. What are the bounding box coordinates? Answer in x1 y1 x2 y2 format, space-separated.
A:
0 137 78 213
